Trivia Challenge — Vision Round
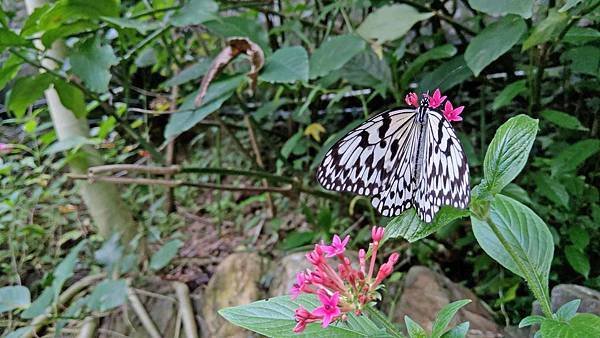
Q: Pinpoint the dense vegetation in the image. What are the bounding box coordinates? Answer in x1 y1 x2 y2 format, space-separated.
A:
1 0 599 337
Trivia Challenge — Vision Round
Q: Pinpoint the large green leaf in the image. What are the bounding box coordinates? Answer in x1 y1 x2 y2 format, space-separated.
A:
468 0 533 18
309 34 365 79
535 176 569 208
38 0 120 31
0 54 22 91
465 15 526 76
471 194 553 301
101 16 160 34
204 16 270 54
563 27 600 45
541 109 588 131
491 80 527 111
69 36 118 93
41 20 97 48
162 58 211 87
6 73 53 118
564 245 590 278
0 286 31 313
171 0 219 27
341 50 393 95
357 4 433 44
54 79 87 118
219 294 392 338
165 75 244 138
261 46 309 83
431 300 471 338
551 139 600 175
87 279 128 312
0 27 32 51
400 44 457 88
522 9 569 50
562 46 600 76
418 55 473 92
384 207 469 243
482 114 538 195
540 313 600 338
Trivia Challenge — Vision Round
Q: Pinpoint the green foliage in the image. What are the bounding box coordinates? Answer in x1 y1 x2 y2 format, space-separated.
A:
356 5 433 44
0 286 31 313
309 34 365 79
404 300 471 338
149 239 184 270
69 35 119 93
261 46 309 83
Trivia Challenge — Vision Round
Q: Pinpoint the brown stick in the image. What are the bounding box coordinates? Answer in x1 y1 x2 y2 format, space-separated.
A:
88 164 181 176
165 75 179 213
172 282 199 338
244 115 275 217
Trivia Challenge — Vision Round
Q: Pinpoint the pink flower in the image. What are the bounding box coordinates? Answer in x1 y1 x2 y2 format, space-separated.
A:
306 245 325 265
374 252 400 287
404 92 418 107
0 143 12 154
294 306 319 333
291 271 310 300
427 88 447 108
321 234 349 257
443 100 464 122
312 290 341 328
371 226 384 242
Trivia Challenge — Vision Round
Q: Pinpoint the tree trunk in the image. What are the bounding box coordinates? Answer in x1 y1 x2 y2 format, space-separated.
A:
25 0 137 241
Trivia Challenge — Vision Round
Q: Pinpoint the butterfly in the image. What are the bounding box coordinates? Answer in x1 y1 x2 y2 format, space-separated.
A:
316 89 470 223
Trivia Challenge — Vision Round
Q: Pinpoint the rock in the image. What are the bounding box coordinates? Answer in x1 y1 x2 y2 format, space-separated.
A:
202 252 264 338
395 266 501 338
268 252 312 297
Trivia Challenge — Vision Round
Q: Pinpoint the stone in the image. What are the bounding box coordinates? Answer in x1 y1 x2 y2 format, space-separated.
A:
268 252 312 297
394 266 501 338
202 252 264 338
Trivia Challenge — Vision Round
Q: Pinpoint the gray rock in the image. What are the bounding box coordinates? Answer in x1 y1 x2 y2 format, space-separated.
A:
202 252 264 338
395 266 501 338
268 252 312 297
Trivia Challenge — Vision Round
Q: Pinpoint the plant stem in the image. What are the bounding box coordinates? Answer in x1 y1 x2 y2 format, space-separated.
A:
365 306 405 338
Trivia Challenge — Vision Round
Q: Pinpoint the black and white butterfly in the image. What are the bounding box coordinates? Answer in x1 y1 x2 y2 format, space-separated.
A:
316 93 469 223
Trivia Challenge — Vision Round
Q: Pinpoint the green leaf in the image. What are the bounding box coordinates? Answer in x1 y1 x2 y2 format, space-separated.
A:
219 294 391 337
54 80 87 118
5 327 33 338
204 16 270 54
522 9 569 50
20 287 53 319
309 34 365 79
518 315 545 328
567 226 589 250
541 109 588 131
562 46 600 76
38 0 119 30
52 241 86 295
440 322 469 338
540 313 600 338
0 27 31 51
44 136 96 155
0 286 31 313
404 316 427 338
384 207 469 243
165 75 244 138
465 15 526 76
400 44 457 88
6 73 53 118
419 55 473 92
0 54 23 92
471 194 553 301
431 300 471 338
281 131 303 159
556 299 580 321
357 4 433 44
535 175 569 208
491 80 527 111
559 0 584 12
150 239 183 271
341 50 393 95
551 139 600 175
501 183 532 205
101 16 160 34
468 0 533 18
70 36 118 93
563 27 600 45
261 46 309 83
41 20 96 48
565 245 590 278
171 0 219 27
482 114 538 195
162 58 211 87
87 279 128 312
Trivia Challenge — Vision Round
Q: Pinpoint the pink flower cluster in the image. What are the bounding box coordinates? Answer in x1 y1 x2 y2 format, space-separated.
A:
291 227 400 332
404 88 464 122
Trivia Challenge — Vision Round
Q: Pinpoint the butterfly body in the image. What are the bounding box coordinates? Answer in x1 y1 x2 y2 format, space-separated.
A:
317 93 470 223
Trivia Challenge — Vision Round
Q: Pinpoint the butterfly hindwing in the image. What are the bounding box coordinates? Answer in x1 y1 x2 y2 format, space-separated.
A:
413 109 470 222
317 109 417 200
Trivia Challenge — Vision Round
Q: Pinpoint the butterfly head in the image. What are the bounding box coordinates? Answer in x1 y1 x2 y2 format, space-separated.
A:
419 93 430 108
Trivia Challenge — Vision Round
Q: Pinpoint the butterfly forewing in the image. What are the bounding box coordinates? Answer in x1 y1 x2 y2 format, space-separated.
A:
316 109 417 198
317 106 470 223
413 109 470 222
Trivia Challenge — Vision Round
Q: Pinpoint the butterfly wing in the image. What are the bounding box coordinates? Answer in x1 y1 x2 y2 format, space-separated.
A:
413 109 470 222
317 109 419 216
